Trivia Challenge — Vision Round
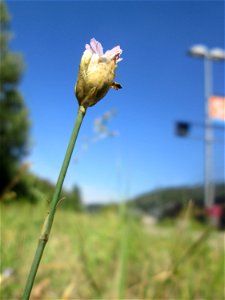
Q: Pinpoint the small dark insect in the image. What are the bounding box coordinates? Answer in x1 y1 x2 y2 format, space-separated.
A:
111 82 122 90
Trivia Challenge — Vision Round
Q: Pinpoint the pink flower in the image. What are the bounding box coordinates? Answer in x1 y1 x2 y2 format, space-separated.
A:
75 38 122 108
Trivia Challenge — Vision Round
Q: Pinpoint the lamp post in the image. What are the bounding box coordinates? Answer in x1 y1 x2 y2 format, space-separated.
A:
188 45 225 208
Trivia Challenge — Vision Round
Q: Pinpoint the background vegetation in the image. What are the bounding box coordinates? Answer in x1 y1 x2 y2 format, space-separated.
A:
0 1 30 195
1 201 224 299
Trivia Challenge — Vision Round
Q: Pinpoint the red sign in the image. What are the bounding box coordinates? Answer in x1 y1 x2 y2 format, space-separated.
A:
209 96 225 121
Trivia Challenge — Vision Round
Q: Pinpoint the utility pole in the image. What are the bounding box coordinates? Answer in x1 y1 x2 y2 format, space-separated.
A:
188 45 225 208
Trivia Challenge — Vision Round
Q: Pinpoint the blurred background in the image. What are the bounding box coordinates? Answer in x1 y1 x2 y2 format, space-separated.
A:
0 1 224 299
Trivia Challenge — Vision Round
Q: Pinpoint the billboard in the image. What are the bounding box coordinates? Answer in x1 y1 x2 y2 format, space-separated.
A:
209 96 225 121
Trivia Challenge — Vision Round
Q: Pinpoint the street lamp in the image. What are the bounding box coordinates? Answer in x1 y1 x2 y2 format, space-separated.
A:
188 45 225 208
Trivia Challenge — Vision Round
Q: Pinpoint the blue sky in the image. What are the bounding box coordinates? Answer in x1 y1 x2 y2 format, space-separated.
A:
7 1 224 203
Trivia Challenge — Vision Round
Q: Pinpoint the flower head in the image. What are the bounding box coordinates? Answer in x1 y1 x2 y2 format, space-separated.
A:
75 38 122 108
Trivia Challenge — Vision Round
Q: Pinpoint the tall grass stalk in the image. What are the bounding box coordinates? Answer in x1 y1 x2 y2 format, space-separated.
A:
22 106 86 300
116 201 129 299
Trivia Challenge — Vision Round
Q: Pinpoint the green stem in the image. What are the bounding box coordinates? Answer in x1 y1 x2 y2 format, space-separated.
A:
22 105 86 300
117 202 129 300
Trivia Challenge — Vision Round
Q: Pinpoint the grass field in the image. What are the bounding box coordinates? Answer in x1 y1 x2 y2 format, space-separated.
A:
1 201 224 299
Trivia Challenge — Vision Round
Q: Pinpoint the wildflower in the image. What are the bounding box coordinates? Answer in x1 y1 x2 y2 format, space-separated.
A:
75 38 122 108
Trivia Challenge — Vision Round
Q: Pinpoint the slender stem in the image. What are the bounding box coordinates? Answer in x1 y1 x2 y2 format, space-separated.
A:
117 202 129 300
22 105 86 300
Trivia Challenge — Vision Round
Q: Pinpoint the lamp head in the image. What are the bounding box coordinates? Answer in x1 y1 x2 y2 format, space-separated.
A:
209 48 225 61
188 45 208 58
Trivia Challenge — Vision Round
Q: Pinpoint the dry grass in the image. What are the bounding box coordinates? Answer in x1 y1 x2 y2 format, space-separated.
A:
1 201 224 299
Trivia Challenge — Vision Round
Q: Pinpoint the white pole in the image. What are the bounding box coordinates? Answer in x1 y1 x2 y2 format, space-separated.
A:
203 55 214 208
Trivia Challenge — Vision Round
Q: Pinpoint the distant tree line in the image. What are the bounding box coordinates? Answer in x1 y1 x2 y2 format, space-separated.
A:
129 183 225 213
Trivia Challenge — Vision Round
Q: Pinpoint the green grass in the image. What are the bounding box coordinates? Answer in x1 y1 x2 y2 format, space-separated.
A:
1 201 224 299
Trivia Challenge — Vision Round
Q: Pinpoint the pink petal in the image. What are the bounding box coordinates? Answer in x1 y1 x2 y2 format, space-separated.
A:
116 57 123 63
96 41 103 56
85 38 123 63
85 44 93 53
90 38 103 56
105 46 123 63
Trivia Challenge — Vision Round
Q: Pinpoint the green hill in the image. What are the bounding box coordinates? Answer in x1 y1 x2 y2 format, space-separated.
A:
128 183 224 216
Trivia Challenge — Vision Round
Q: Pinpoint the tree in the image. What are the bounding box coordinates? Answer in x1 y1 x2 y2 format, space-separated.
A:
61 185 83 212
0 1 30 193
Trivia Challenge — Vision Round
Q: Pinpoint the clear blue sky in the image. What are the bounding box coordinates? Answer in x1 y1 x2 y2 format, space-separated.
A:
7 1 224 203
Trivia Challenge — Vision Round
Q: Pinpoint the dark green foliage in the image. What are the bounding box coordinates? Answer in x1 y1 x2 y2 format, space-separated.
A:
0 1 10 25
60 185 83 212
129 183 225 214
0 1 30 193
13 172 55 203
0 53 24 84
10 172 83 211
